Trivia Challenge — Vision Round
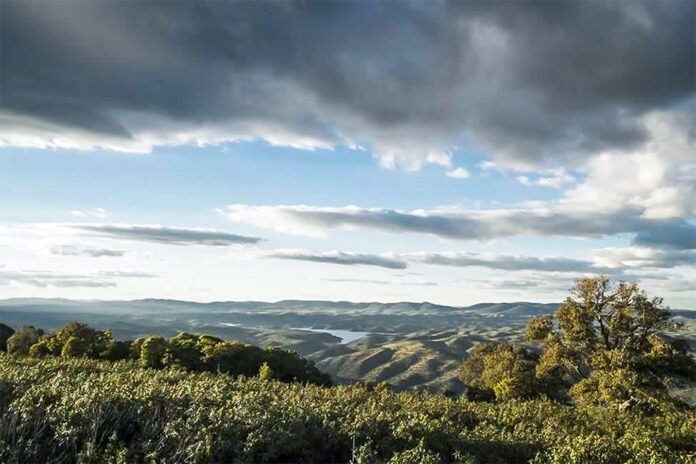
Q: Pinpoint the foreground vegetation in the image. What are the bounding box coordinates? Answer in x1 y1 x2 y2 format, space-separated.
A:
0 277 694 462
0 354 694 464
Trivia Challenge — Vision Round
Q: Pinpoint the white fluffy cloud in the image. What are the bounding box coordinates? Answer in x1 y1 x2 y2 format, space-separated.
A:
70 208 107 218
446 167 470 179
517 169 575 189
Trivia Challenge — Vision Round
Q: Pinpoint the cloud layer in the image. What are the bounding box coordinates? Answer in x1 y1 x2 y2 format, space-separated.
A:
1 1 693 170
262 248 693 274
51 245 125 258
0 267 156 288
222 204 695 250
267 250 407 270
409 252 605 273
74 224 262 246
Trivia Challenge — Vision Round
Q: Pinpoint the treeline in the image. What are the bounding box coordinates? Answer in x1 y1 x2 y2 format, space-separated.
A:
0 321 331 386
458 277 695 411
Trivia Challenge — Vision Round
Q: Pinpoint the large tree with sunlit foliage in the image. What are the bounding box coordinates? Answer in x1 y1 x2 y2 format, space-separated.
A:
527 276 694 409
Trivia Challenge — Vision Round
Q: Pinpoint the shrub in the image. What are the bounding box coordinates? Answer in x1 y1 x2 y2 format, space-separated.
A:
5 326 44 356
460 343 540 401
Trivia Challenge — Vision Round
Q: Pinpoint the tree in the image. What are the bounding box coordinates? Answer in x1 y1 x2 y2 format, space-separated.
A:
6 326 44 356
30 322 115 359
139 336 168 368
527 276 695 408
459 343 539 401
29 339 52 357
164 332 203 370
202 340 245 374
61 336 88 357
101 340 133 361
0 323 15 351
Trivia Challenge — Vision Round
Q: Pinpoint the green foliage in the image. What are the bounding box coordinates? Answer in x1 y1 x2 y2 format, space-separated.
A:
28 338 52 357
25 322 115 359
526 277 695 408
258 361 273 380
164 332 203 370
139 335 168 368
5 326 44 355
526 315 553 341
0 324 14 351
5 322 330 387
61 336 88 358
388 440 441 464
0 354 693 463
460 343 540 401
101 340 133 361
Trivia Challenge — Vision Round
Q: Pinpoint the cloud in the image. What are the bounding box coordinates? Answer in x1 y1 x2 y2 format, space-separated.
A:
323 278 437 287
266 249 407 270
96 270 158 278
633 221 696 250
0 269 109 288
74 224 262 246
409 252 605 273
51 245 125 257
323 278 392 286
592 247 696 270
0 266 158 288
70 208 107 218
222 204 694 250
262 247 693 274
516 169 575 189
1 1 692 171
413 249 694 273
446 167 470 179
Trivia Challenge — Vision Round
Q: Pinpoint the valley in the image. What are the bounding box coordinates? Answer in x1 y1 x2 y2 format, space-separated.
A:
2 298 693 394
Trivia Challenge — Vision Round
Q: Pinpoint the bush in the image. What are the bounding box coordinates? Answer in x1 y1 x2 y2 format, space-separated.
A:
139 335 168 368
460 343 541 401
5 326 44 356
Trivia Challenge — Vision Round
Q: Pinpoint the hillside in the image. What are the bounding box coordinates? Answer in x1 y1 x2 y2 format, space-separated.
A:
2 298 693 393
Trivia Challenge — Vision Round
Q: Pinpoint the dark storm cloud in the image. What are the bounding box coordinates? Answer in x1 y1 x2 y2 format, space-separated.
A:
267 250 408 270
1 0 693 166
74 224 262 246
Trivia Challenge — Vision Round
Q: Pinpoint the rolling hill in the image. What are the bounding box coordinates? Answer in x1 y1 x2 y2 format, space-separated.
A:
1 298 692 393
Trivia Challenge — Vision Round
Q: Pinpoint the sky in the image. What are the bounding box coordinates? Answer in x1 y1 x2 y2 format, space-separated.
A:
0 0 694 307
